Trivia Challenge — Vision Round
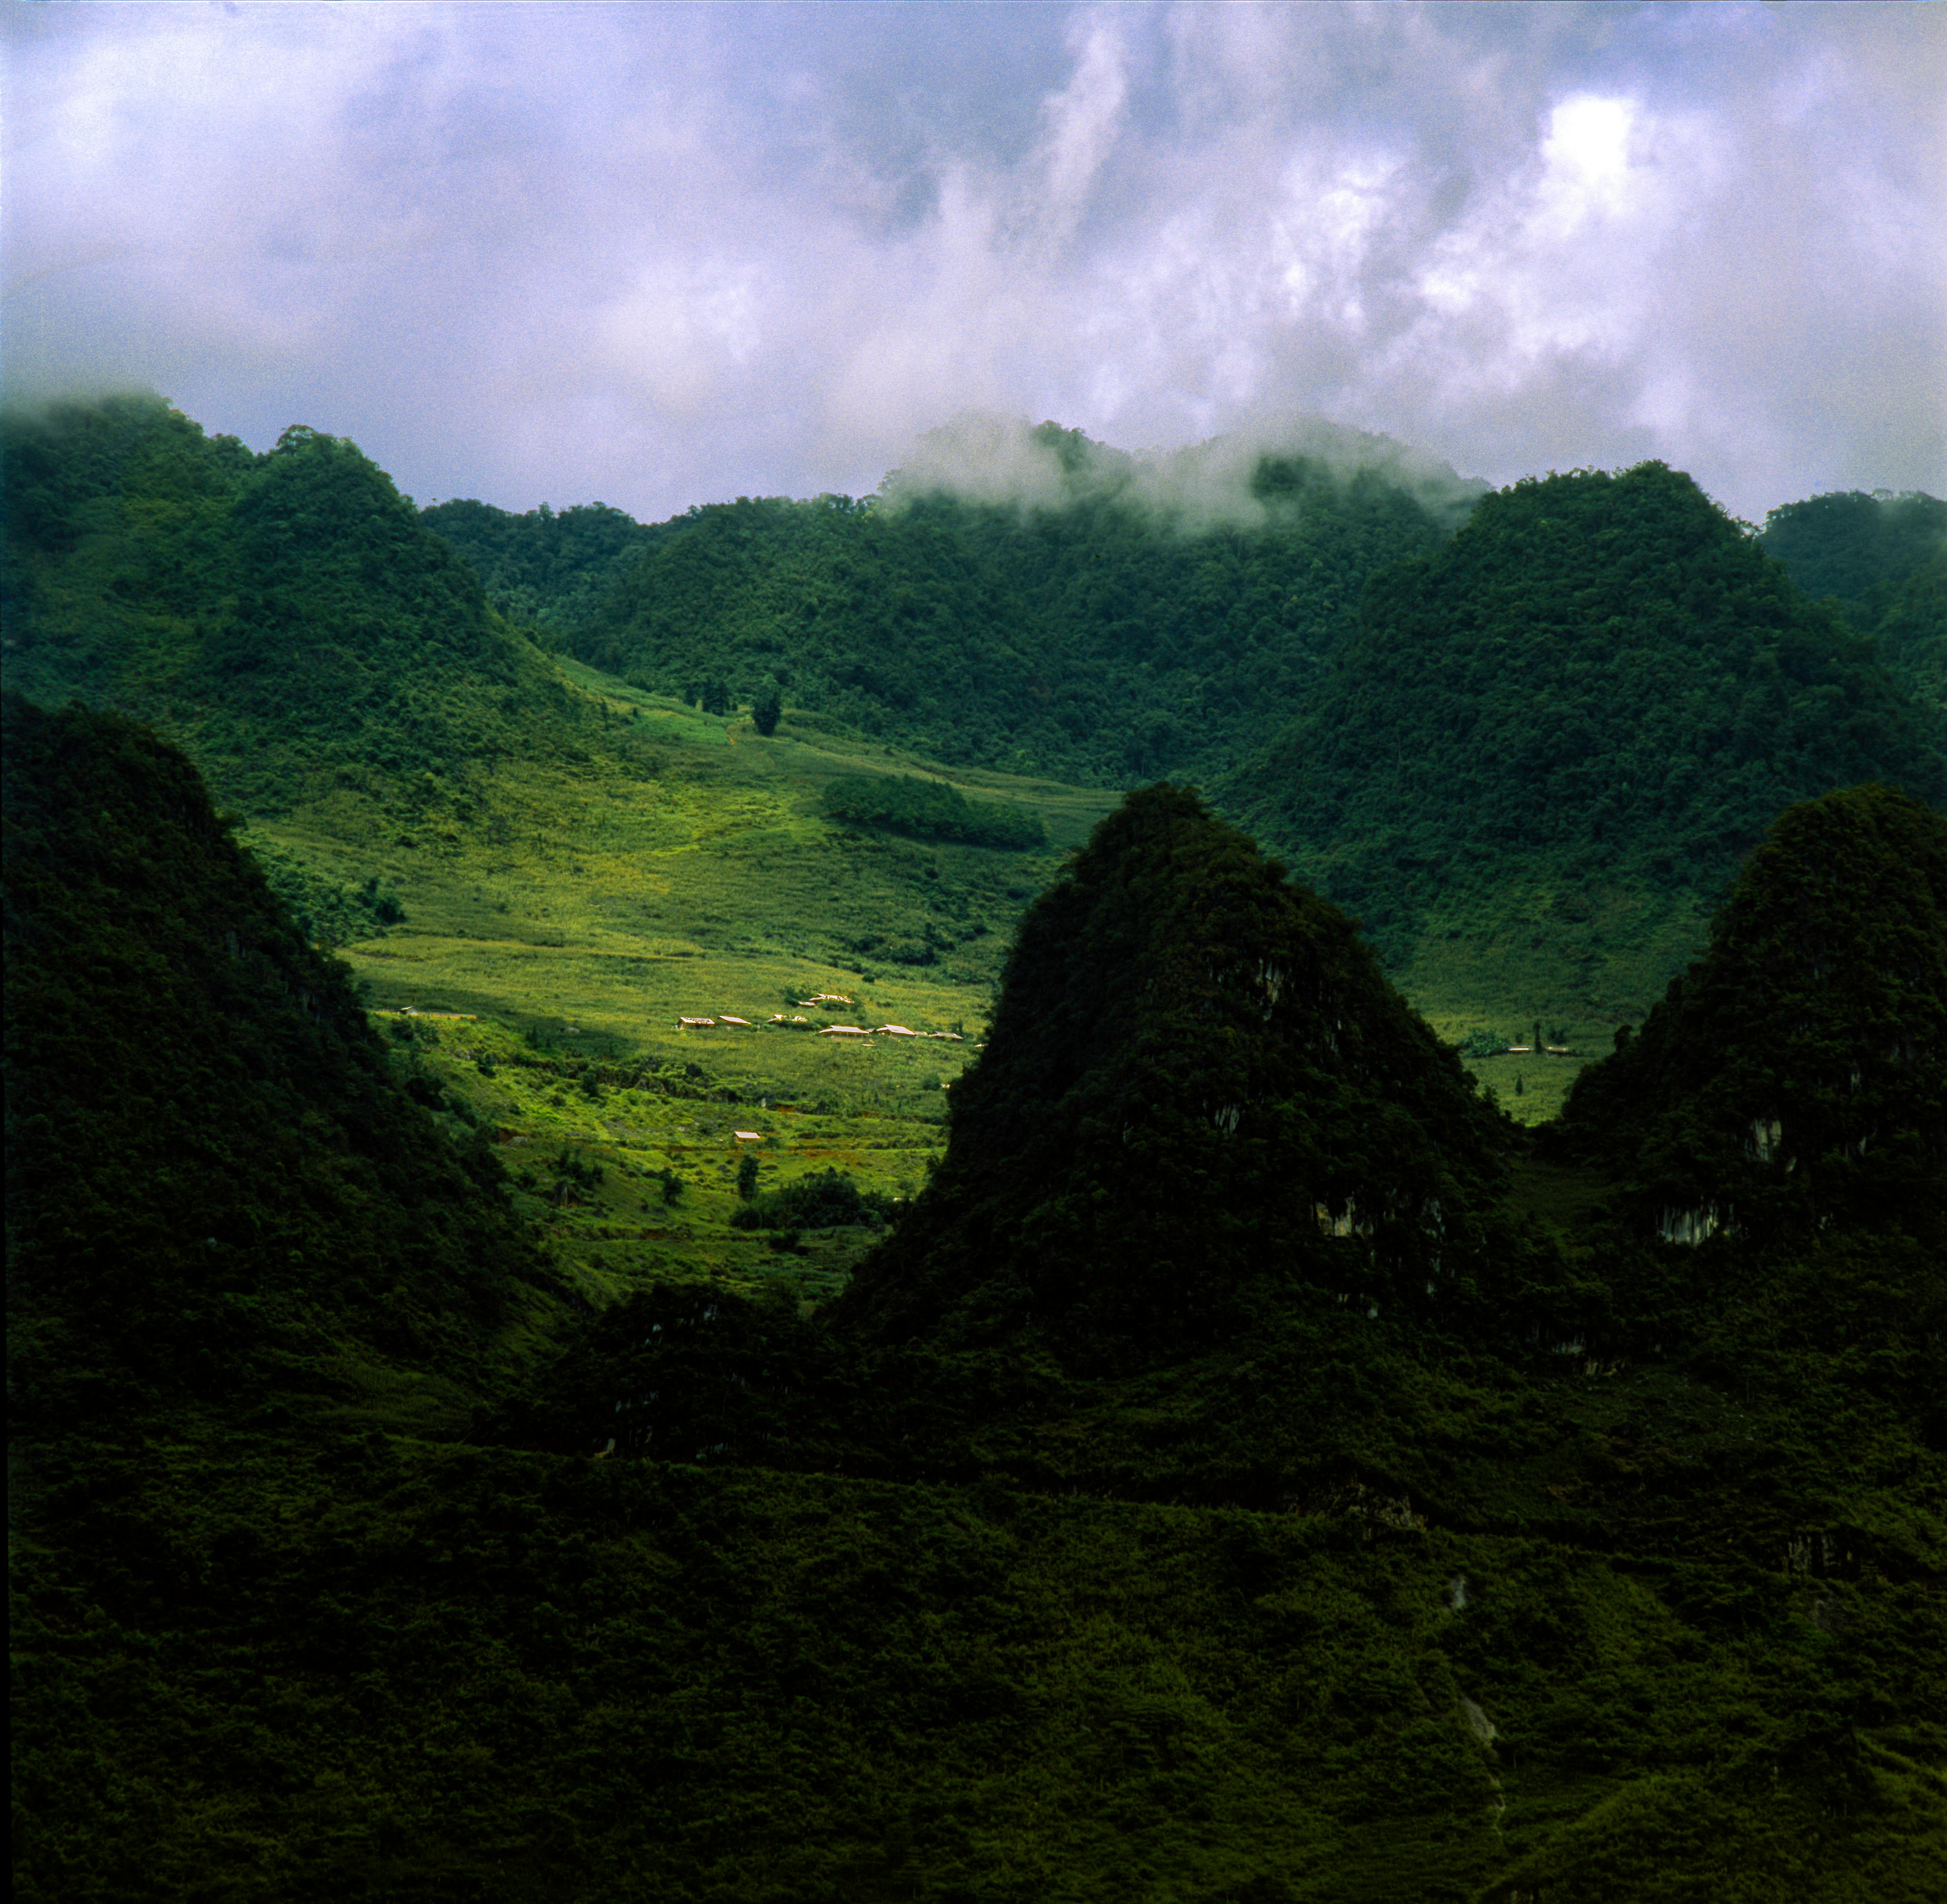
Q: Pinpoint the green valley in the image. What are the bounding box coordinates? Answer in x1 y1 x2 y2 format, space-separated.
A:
7 393 1946 1904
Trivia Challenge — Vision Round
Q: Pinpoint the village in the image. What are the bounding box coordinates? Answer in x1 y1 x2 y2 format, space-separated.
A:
675 992 972 1043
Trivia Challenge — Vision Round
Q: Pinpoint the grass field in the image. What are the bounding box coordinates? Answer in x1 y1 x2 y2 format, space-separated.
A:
243 668 1118 1292
243 658 1705 1298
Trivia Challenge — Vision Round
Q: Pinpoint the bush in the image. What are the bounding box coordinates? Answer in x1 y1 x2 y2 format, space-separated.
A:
730 1169 892 1231
820 773 1045 850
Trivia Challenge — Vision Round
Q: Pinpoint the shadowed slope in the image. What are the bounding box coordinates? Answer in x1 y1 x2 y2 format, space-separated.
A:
1555 783 1947 1251
3 696 554 1424
837 785 1519 1368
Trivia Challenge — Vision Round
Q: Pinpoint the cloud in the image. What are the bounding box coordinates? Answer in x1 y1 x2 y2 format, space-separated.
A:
3 2 1940 522
880 409 1485 535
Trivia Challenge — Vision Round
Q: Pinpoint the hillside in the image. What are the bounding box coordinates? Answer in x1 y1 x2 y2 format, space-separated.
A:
11 725 1945 1901
432 418 1481 787
1229 463 1946 1042
838 784 1523 1366
423 435 1945 1069
1 393 593 814
1761 489 1946 715
2 694 561 1429
1555 783 1947 1256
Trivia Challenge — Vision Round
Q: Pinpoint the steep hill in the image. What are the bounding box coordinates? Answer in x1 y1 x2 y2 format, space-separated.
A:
835 784 1525 1369
1761 489 1946 715
2 694 558 1424
1 393 591 814
1229 462 1945 1017
1555 783 1947 1254
433 418 1481 786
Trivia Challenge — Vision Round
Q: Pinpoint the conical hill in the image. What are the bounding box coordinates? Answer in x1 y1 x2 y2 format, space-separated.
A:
1556 783 1947 1248
2 695 554 1425
835 784 1515 1367
1 393 588 815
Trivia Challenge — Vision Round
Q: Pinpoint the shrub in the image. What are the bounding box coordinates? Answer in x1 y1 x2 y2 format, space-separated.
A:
730 1169 892 1231
820 773 1044 850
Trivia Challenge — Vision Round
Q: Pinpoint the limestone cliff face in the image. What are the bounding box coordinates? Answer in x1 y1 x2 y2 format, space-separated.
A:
835 784 1516 1370
1558 783 1947 1248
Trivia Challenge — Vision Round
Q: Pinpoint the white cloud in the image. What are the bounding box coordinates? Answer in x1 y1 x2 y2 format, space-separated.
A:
3 1 1940 521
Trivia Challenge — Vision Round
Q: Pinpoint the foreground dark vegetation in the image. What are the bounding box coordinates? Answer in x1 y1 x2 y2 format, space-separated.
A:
9 694 1945 1902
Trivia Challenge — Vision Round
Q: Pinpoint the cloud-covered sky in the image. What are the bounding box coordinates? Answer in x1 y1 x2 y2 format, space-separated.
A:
5 1 1942 523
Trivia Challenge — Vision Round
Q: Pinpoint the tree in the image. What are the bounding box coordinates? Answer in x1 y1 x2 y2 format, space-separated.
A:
737 1154 761 1199
699 678 730 717
752 686 782 736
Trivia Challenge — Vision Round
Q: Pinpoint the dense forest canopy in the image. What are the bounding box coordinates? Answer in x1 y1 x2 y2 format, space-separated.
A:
1760 489 1946 715
1 393 590 812
1230 462 1944 965
418 495 658 637
427 420 1481 787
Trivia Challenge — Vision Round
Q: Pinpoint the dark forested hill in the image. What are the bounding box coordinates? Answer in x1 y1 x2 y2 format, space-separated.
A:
2 695 558 1425
1556 783 1947 1257
837 784 1526 1368
1761 489 1946 715
1228 463 1945 998
1 394 591 813
428 420 1480 786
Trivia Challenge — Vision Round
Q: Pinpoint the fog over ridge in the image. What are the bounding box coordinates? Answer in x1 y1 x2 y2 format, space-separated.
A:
3 2 1940 523
877 409 1489 534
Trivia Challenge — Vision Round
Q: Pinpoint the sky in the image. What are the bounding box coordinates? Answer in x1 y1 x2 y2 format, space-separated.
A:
4 1 1943 525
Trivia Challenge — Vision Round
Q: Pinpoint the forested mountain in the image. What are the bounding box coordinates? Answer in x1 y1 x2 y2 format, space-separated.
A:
1 394 592 813
1556 783 1947 1256
429 420 1480 786
2 695 558 1426
1229 463 1945 976
1761 489 1946 714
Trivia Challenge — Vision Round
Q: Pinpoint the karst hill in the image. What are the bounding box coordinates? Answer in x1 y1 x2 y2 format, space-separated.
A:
1230 460 1944 999
1556 782 1947 1255
1 393 592 815
836 783 1528 1369
2 694 559 1427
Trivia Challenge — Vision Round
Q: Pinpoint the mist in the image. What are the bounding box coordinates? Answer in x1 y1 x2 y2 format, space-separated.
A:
4 2 1941 523
878 411 1487 533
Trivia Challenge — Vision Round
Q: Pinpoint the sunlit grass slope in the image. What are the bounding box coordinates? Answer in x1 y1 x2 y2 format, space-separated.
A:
242 660 1119 1287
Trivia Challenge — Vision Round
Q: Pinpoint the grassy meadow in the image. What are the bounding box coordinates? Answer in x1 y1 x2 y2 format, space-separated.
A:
242 666 1120 1291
